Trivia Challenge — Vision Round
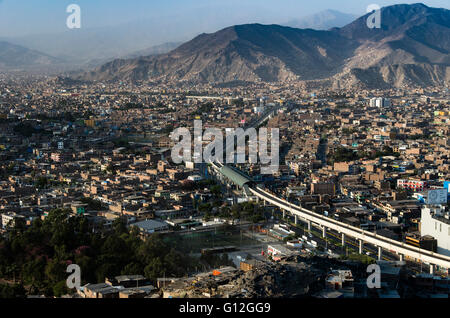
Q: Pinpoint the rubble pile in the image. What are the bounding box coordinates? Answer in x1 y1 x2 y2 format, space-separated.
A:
162 260 326 298
234 262 322 297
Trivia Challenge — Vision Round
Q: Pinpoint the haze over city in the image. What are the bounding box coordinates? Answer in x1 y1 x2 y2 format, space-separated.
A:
0 0 449 37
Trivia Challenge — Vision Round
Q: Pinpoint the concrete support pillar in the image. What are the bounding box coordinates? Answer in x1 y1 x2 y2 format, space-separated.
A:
294 215 298 225
322 226 326 238
282 209 286 219
378 246 382 261
341 233 346 247
359 240 363 254
307 220 311 231
399 254 404 262
430 264 434 275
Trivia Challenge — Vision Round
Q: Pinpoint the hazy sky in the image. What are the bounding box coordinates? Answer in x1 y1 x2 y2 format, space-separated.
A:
0 0 449 37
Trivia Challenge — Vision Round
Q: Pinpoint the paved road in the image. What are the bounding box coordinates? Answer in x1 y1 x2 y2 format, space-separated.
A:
272 211 430 274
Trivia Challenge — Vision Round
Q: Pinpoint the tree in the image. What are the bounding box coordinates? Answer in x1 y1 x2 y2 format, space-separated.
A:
74 254 96 284
106 163 116 175
330 147 358 163
112 218 127 235
95 262 119 283
164 249 188 277
0 283 26 298
210 185 222 197
21 257 46 287
45 259 67 284
53 280 69 297
35 176 48 189
101 235 128 258
12 217 26 233
121 262 144 276
0 207 198 297
144 258 164 282
231 205 241 219
80 197 103 211
198 203 212 213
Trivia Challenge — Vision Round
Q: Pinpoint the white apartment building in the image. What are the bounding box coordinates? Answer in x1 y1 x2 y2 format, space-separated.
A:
1 212 25 229
369 97 391 108
420 206 450 256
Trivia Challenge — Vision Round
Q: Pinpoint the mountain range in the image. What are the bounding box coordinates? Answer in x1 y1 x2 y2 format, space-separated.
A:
1 3 449 89
0 39 181 73
79 4 450 88
0 4 285 68
78 4 450 89
0 41 63 72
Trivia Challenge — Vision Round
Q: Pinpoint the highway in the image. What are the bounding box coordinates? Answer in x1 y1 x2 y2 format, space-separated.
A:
249 186 450 272
209 102 450 273
286 216 392 260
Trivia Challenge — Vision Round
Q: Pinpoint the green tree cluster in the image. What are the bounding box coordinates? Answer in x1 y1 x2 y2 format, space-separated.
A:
0 209 197 297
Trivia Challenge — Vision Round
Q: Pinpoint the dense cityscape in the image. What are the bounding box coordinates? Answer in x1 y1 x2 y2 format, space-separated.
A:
0 74 449 298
